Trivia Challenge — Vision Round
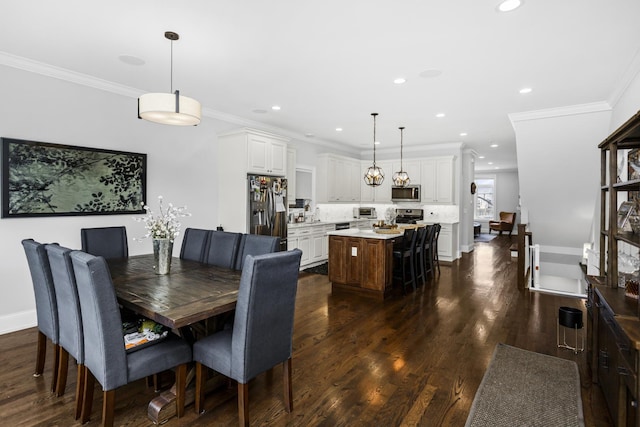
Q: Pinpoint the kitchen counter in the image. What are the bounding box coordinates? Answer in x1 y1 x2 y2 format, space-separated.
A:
326 228 400 240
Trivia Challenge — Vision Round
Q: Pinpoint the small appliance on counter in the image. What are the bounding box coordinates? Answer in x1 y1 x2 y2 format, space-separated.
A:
353 207 377 218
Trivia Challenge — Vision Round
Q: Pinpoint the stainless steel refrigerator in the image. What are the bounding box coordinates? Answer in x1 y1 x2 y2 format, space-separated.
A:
247 175 288 251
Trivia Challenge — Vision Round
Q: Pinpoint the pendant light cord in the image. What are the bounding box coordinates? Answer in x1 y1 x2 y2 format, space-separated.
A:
399 126 404 171
169 38 174 93
372 113 378 166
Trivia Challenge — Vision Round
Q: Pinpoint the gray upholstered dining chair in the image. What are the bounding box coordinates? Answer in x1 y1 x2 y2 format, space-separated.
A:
22 239 60 393
204 231 242 269
193 249 303 426
233 234 281 270
180 227 211 262
80 226 128 259
45 244 85 420
69 250 192 426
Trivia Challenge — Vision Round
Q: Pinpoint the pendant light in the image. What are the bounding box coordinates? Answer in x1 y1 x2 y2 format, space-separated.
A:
364 113 385 187
392 126 411 187
138 31 201 126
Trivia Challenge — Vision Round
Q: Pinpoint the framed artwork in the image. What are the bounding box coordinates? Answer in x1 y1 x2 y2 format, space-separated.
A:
617 201 635 229
2 138 146 218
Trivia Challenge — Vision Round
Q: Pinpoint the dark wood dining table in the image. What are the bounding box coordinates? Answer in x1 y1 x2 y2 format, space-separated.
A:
107 254 243 423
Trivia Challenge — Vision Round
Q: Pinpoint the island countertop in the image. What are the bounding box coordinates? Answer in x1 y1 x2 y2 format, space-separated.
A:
326 228 401 240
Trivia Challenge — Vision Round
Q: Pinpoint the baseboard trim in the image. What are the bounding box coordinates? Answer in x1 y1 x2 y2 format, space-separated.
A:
0 309 36 335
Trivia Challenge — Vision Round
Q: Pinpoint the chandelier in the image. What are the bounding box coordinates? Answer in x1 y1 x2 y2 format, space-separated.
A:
138 31 201 126
392 126 410 187
364 113 385 187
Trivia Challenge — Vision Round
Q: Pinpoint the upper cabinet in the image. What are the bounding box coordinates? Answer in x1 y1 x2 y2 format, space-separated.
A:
247 132 288 175
421 156 454 204
217 129 290 232
317 154 361 202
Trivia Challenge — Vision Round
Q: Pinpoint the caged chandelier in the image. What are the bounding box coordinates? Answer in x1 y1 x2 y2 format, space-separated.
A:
392 126 410 187
138 31 201 126
364 113 385 187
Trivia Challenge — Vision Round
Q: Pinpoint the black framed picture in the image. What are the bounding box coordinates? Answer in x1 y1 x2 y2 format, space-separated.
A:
2 138 146 218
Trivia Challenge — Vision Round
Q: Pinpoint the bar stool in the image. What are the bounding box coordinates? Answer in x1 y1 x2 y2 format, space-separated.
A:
557 306 584 354
393 229 417 292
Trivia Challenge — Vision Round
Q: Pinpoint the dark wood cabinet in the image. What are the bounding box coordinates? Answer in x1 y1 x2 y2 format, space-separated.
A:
595 110 640 426
328 234 396 298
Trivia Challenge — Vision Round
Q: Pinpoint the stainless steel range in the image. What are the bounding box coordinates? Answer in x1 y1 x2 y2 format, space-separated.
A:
395 208 424 224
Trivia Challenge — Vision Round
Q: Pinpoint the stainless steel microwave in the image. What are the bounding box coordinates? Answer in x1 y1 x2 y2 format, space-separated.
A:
391 185 421 202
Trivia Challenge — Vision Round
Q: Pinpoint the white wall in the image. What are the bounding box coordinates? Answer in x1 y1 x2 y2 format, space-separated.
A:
511 104 612 255
0 65 225 333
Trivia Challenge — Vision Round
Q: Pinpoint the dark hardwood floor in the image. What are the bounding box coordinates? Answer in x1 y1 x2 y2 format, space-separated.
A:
0 235 613 426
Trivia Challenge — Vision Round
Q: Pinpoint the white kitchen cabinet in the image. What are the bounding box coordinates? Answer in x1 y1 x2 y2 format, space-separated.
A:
247 133 287 175
217 129 290 233
288 223 333 268
421 222 459 262
317 154 361 202
420 156 454 204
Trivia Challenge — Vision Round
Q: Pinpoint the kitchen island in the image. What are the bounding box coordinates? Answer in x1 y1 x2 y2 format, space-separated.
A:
327 228 401 299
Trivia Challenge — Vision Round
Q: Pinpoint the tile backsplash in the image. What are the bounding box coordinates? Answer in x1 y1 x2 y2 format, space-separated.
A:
314 203 459 223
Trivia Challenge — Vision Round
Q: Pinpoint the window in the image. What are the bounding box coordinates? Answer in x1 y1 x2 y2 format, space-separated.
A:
474 176 496 220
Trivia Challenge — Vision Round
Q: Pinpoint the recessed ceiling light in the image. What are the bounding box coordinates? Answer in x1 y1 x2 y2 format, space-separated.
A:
490 143 499 148
494 166 500 169
488 162 494 165
252 109 268 114
374 141 381 145
478 156 486 159
393 77 406 85
436 113 446 118
305 133 314 138
419 69 442 78
519 87 532 94
118 54 145 66
336 128 343 132
497 0 523 12
271 105 281 111
460 132 468 137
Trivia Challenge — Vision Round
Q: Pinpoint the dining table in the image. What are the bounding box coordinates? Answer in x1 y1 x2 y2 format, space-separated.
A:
107 254 243 424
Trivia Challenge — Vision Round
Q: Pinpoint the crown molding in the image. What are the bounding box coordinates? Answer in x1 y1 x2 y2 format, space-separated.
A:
508 101 611 124
0 51 354 152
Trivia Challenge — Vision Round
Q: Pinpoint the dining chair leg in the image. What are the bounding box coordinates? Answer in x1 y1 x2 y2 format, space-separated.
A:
195 362 207 414
284 358 293 412
102 389 116 427
34 331 46 377
238 381 249 427
74 363 85 420
175 364 187 418
56 346 69 396
81 367 95 424
51 343 60 393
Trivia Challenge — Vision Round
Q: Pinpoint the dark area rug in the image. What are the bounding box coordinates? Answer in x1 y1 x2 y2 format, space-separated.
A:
474 233 497 243
465 343 584 427
302 262 328 275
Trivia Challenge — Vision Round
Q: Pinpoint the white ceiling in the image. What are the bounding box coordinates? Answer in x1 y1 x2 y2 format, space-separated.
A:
2 1 640 171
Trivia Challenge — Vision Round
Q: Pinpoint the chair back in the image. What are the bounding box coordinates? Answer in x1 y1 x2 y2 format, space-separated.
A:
80 226 128 259
415 226 427 252
234 234 281 270
231 249 302 383
46 244 83 363
204 231 242 268
22 239 59 343
402 228 417 251
180 228 211 262
70 251 127 391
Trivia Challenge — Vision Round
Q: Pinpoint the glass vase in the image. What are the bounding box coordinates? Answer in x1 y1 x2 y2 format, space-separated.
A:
153 238 173 275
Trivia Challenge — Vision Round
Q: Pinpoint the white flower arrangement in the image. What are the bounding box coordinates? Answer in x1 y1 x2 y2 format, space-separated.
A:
134 196 191 242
